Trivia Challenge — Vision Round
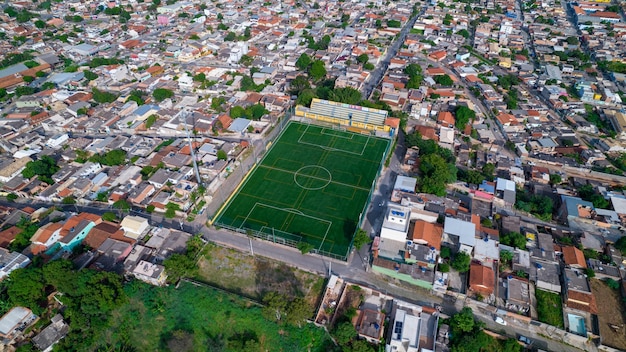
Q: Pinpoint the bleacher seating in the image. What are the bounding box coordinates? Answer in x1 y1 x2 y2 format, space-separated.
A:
309 99 387 127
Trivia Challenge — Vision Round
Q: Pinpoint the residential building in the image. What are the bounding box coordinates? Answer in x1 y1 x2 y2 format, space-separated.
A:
120 215 150 240
132 260 167 286
31 314 69 352
0 307 37 342
0 248 31 281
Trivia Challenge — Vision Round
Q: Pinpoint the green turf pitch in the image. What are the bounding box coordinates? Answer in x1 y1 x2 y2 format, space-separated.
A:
216 122 389 257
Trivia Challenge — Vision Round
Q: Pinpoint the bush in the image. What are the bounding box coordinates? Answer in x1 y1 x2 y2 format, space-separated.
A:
297 242 314 254
607 278 620 290
451 252 470 273
438 263 450 273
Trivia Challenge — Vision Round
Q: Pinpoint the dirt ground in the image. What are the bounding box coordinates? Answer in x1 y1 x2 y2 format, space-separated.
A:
590 279 626 350
196 243 325 306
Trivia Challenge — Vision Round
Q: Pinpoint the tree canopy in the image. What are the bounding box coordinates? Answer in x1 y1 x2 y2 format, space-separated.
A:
92 88 117 104
152 88 174 102
500 231 527 249
295 53 311 71
309 60 327 80
404 136 456 196
451 252 470 273
454 106 476 130
22 155 59 184
328 87 362 105
89 149 127 166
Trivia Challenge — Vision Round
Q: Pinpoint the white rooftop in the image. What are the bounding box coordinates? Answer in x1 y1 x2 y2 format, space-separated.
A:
443 217 476 246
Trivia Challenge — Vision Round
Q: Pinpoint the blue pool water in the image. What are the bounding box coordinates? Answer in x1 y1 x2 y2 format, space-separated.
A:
567 314 587 336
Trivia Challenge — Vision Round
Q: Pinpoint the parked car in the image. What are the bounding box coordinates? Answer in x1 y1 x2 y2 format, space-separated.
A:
494 316 507 326
518 335 532 346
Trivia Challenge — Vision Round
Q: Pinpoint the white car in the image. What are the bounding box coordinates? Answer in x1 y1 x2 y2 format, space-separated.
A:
494 316 507 325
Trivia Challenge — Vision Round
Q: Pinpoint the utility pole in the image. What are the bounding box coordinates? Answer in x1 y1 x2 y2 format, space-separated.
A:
181 109 203 187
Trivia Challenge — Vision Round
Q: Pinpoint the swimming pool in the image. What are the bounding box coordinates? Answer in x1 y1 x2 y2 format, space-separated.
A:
568 314 587 336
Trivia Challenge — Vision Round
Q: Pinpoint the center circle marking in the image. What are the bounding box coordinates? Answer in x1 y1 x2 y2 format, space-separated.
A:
294 166 332 190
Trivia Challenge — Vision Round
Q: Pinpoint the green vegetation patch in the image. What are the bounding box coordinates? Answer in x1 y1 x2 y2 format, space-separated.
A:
95 281 332 351
216 122 389 257
535 289 564 328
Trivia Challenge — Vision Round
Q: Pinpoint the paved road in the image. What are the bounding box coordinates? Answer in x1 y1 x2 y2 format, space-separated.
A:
361 5 428 99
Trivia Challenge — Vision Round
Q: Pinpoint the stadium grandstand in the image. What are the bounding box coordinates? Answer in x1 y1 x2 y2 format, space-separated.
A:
295 98 399 135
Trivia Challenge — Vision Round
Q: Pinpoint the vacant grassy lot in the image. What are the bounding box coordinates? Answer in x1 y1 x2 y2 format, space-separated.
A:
94 281 332 351
535 289 564 328
196 244 325 305
591 279 626 350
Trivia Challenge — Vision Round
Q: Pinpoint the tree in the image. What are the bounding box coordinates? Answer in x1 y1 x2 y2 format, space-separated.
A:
584 268 595 278
607 278 620 289
328 87 362 105
6 268 46 314
146 204 155 213
297 242 314 254
22 155 59 184
450 307 475 333
295 53 311 71
451 252 470 273
224 31 236 41
549 173 562 185
163 253 196 282
333 321 357 346
15 86 35 97
62 196 76 204
615 236 626 255
216 149 227 161
481 163 495 181
145 114 158 129
434 74 454 86
296 89 317 106
83 70 98 81
309 60 327 80
419 154 456 196
262 292 288 322
89 149 126 166
289 75 310 95
92 88 117 103
102 212 117 222
165 202 180 218
387 19 401 28
501 338 523 352
230 105 245 119
457 29 470 38
6 193 17 202
353 229 372 250
152 88 174 102
455 106 476 130
247 103 268 120
500 250 513 263
286 296 312 327
193 72 206 82
500 231 527 249
356 54 369 65
112 199 131 212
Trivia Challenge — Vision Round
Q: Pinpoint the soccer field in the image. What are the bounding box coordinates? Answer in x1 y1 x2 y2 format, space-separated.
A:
215 122 390 259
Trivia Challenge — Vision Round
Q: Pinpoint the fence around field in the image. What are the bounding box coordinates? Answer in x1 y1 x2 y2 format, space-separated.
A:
209 115 394 262
350 130 393 249
205 114 291 219
214 223 349 261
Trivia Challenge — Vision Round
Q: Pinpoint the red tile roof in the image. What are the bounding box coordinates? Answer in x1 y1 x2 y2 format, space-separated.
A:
562 246 587 268
411 220 443 250
469 263 495 295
